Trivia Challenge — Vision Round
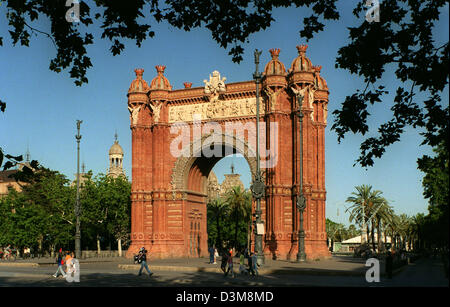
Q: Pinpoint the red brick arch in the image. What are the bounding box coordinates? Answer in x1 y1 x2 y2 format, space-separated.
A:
126 46 331 260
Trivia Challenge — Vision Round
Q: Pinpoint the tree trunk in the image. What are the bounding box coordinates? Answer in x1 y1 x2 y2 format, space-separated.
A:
97 234 101 255
377 219 382 252
118 238 122 257
50 245 55 258
366 224 370 245
38 236 43 257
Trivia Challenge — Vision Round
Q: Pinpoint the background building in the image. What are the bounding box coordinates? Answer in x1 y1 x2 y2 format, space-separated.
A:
207 164 245 202
108 133 126 179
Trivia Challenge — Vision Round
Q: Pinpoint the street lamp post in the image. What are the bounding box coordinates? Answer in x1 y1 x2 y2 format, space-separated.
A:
75 120 82 259
250 49 265 266
296 94 307 262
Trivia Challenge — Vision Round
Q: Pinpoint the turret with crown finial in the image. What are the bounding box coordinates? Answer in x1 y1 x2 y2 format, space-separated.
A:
263 48 287 88
288 43 315 85
149 65 172 101
128 68 150 106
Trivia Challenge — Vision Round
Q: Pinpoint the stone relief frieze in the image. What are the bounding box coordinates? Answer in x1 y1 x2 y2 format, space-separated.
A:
168 98 265 123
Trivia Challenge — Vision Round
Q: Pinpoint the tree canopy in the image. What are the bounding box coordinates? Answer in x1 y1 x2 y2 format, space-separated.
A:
0 166 131 255
1 0 447 168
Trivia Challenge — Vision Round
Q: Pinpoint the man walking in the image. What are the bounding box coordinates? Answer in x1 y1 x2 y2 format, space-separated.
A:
137 247 153 277
250 252 259 277
53 251 67 278
221 251 228 276
208 246 215 264
226 250 235 278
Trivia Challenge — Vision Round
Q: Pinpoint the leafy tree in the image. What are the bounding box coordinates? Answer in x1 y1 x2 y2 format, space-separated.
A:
0 167 75 256
417 141 449 248
0 0 447 168
102 175 131 256
79 172 131 254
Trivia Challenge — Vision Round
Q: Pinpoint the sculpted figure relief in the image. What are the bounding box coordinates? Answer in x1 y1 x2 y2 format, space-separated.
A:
150 101 162 123
264 87 282 111
290 85 308 108
128 105 141 125
308 86 316 121
204 70 226 96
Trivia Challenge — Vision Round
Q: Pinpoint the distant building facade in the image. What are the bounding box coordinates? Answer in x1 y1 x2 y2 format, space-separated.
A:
206 164 245 203
0 160 32 197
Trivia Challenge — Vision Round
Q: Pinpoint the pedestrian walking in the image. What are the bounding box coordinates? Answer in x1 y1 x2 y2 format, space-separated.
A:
221 251 228 276
250 252 259 276
64 251 73 273
226 251 235 278
248 252 254 276
239 252 248 275
4 245 11 260
208 246 215 264
386 251 393 279
214 248 218 264
53 251 67 278
137 247 153 277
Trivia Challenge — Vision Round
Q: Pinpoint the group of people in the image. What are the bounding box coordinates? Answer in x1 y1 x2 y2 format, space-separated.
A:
1 245 35 260
216 247 260 278
53 249 76 278
0 245 14 260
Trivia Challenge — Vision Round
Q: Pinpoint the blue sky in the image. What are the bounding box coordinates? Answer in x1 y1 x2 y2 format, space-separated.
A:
1 2 448 227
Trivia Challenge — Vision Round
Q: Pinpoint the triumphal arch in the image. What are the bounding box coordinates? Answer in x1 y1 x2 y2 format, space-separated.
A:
126 45 330 260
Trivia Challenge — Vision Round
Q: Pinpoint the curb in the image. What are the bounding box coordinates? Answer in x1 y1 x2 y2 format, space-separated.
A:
0 263 39 268
0 261 117 267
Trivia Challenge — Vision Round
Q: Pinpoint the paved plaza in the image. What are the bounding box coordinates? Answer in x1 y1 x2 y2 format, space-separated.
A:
0 255 447 287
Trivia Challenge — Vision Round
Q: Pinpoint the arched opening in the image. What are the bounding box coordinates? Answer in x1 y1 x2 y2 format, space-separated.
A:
182 142 253 258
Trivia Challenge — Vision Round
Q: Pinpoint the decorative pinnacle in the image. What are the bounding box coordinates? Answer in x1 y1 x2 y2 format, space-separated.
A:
134 68 144 78
156 65 166 75
269 48 280 59
313 65 322 73
296 45 308 55
183 82 192 88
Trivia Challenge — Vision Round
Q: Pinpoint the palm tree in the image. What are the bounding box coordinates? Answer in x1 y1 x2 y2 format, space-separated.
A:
396 214 411 250
207 198 229 251
373 200 395 252
225 186 251 250
345 184 386 249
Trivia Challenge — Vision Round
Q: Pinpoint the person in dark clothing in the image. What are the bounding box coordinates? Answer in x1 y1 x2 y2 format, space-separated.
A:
208 246 215 264
248 252 255 276
386 251 393 279
221 252 229 276
137 247 153 277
